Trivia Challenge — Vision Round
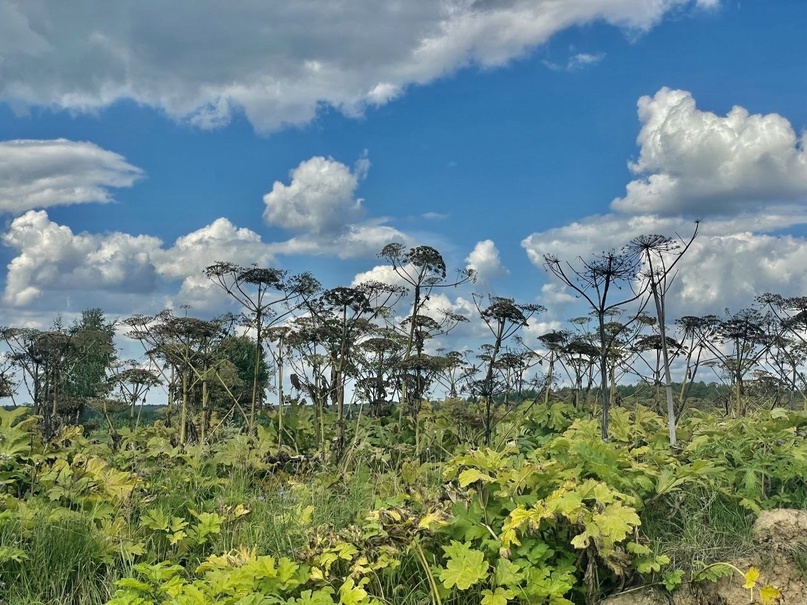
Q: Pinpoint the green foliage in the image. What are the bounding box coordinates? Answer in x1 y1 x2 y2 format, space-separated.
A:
682 408 807 510
0 507 112 604
438 541 488 590
0 406 36 492
0 401 804 604
107 549 380 605
68 308 117 402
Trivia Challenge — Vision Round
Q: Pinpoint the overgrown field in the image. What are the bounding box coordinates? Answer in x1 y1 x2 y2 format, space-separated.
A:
0 401 803 605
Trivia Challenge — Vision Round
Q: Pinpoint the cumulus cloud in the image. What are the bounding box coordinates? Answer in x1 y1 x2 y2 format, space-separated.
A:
521 213 692 268
0 1 716 132
156 218 275 281
351 264 409 289
0 139 143 214
0 148 413 314
672 232 807 313
270 222 408 260
262 155 410 258
523 319 564 344
2 210 161 307
521 212 807 317
263 156 367 234
2 211 277 311
465 239 508 283
520 87 807 321
612 88 807 216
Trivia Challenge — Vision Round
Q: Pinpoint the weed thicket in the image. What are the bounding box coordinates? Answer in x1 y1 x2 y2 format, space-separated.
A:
0 402 802 604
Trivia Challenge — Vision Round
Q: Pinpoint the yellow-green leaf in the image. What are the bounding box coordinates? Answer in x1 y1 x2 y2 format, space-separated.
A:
481 587 515 605
743 566 760 590
339 577 368 605
759 584 782 605
439 541 489 590
458 468 496 487
494 558 524 587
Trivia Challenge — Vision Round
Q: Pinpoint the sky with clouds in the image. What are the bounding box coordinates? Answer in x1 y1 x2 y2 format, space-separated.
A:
0 0 805 353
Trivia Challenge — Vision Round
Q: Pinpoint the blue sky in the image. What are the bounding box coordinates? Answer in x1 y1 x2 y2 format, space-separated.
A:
0 0 805 346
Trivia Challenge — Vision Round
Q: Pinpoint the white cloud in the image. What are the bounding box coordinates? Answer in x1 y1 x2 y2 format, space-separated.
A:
156 217 274 281
465 239 508 283
521 212 807 318
567 52 605 70
351 264 409 289
544 51 605 72
1 211 278 312
612 88 807 216
2 210 161 307
270 222 408 260
523 319 564 344
673 233 807 314
422 292 474 320
0 139 143 214
262 155 411 258
0 1 716 132
423 212 449 220
537 283 577 310
263 156 366 234
0 148 414 315
521 88 807 321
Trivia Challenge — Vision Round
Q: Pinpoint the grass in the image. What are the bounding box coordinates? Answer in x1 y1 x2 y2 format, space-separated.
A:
789 542 807 580
0 511 118 605
643 487 756 571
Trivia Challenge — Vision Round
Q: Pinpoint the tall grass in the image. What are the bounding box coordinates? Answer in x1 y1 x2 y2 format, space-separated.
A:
0 511 116 605
643 487 756 569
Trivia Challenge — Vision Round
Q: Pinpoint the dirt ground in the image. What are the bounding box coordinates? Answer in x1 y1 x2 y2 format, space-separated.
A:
603 509 807 605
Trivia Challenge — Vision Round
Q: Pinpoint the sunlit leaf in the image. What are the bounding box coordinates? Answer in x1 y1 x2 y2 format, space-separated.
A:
481 587 515 605
759 584 782 605
458 468 496 487
439 541 489 590
743 566 760 590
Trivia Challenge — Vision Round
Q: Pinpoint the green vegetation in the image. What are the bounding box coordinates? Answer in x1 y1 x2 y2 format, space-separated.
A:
1 245 804 604
0 400 799 605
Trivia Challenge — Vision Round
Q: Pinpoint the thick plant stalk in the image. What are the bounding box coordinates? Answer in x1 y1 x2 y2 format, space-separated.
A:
180 370 188 445
250 307 262 434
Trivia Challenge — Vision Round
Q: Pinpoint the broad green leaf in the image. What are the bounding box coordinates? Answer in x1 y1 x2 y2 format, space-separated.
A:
593 502 641 545
0 545 27 563
291 589 337 605
636 553 670 574
439 541 489 590
339 578 368 605
0 407 33 460
141 509 170 532
418 509 447 529
553 490 583 517
276 557 300 584
494 558 524 587
115 577 153 592
458 468 496 487
193 512 223 542
570 528 594 550
481 587 515 605
626 541 651 555
334 541 358 560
